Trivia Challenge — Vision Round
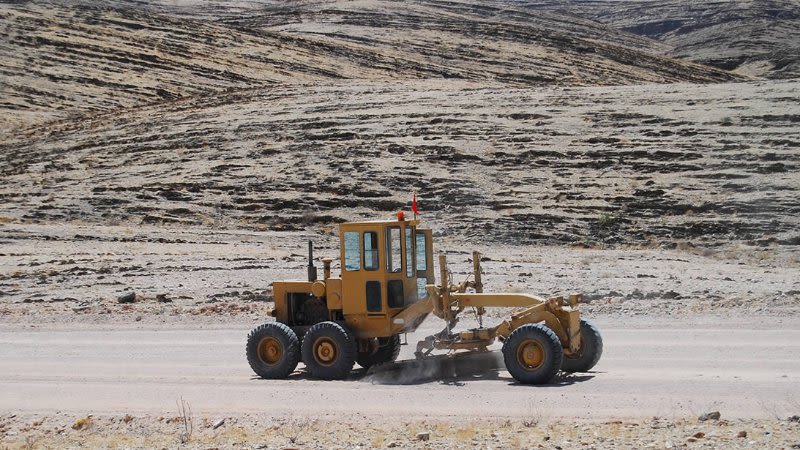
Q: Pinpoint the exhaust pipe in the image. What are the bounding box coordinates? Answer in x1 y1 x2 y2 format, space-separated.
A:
307 240 317 282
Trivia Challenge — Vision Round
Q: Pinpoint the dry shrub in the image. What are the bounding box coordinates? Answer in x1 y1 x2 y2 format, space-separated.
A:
72 416 92 430
176 397 192 444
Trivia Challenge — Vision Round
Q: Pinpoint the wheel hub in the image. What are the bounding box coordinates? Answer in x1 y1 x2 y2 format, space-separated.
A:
517 339 544 370
258 337 283 365
314 338 337 366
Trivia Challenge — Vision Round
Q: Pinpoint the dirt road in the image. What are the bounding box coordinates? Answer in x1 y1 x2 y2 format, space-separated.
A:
1 318 798 421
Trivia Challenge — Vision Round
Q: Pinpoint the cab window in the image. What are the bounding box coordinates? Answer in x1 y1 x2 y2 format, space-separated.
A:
363 231 379 271
405 227 414 278
416 232 427 272
416 232 429 299
386 227 402 272
343 231 360 271
366 281 381 312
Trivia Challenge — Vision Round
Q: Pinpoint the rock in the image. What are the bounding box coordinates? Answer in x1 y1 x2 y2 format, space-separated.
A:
135 315 142 322
693 432 705 439
387 442 399 448
737 431 747 438
117 292 136 303
698 411 720 421
687 437 697 443
416 431 430 441
212 418 225 429
788 415 800 422
156 294 171 303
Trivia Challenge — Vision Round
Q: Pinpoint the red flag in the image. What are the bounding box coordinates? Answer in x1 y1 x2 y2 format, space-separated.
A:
412 193 421 216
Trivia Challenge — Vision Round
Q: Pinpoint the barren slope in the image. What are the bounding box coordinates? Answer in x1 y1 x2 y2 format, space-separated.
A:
2 80 797 249
0 0 738 133
523 0 800 79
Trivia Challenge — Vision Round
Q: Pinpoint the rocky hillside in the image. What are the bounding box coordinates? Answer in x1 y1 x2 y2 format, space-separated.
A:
2 0 796 250
0 0 738 133
2 80 797 248
522 0 800 79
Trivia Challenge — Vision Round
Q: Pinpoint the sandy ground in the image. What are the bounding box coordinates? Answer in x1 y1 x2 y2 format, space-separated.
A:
1 206 799 450
1 221 799 448
2 317 800 418
2 222 799 323
1 317 799 448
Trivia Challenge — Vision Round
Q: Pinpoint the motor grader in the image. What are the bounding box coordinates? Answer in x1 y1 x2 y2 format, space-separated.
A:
246 213 602 384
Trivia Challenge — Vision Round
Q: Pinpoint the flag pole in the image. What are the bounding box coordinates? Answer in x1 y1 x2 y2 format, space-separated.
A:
412 191 417 220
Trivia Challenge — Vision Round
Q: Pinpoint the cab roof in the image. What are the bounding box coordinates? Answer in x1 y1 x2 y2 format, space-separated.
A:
340 218 421 227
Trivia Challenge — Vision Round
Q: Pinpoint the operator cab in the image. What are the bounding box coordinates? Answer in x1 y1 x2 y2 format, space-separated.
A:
338 214 434 337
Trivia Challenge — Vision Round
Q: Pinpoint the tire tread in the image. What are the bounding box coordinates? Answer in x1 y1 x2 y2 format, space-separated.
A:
561 318 603 373
301 321 356 380
246 322 300 379
502 323 563 384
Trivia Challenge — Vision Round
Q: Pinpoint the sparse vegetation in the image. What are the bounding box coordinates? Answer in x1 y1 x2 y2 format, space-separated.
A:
279 418 316 445
598 212 615 227
522 402 543 428
71 416 92 431
176 397 193 444
0 415 797 449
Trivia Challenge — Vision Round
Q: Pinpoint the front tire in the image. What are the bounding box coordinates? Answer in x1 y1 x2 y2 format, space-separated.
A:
246 322 300 379
502 323 563 384
301 321 356 380
561 318 603 372
357 335 401 369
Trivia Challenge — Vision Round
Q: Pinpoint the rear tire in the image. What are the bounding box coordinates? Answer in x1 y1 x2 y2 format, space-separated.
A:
561 319 603 373
357 335 401 369
246 322 300 379
502 323 563 384
301 321 356 380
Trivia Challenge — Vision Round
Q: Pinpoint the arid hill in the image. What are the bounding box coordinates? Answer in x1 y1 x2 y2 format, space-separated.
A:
2 80 797 248
2 0 797 250
523 0 800 79
1 0 739 133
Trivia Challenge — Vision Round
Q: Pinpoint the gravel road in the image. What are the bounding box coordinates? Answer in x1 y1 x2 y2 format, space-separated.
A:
2 318 798 421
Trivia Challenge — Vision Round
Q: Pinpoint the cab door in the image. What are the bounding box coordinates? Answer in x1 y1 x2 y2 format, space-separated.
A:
385 222 418 309
340 228 384 316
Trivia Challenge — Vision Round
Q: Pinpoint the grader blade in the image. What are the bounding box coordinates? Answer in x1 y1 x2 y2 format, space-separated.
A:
363 351 503 385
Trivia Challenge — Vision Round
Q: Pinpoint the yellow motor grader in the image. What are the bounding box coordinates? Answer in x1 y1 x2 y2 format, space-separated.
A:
246 213 602 384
